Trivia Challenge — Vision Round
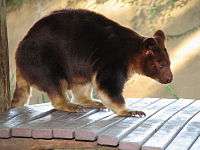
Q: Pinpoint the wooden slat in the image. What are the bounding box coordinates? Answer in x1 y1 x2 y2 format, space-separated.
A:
190 136 200 150
0 107 31 123
1 98 200 150
165 112 200 150
32 109 99 139
97 98 177 146
52 99 156 139
52 110 114 139
76 114 123 141
0 103 51 123
142 100 200 150
75 98 159 141
12 99 142 139
119 99 193 150
12 110 72 137
12 109 98 138
125 98 159 109
31 112 68 139
125 98 144 106
0 103 54 138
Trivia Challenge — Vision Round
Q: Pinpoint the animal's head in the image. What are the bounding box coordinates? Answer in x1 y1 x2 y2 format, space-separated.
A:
139 30 173 84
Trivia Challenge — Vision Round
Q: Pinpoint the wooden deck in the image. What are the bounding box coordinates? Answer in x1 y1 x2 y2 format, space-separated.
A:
0 98 200 150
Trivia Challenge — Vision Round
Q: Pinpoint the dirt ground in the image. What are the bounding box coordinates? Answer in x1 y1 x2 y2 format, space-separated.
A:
7 0 200 104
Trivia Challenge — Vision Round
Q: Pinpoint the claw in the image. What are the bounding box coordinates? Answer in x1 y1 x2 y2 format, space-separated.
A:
131 110 146 117
118 110 146 117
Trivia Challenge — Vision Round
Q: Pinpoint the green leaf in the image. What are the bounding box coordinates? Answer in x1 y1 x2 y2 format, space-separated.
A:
165 85 179 100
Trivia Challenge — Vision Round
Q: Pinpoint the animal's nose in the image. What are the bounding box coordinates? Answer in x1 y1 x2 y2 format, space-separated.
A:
166 77 172 83
160 68 173 84
165 74 173 83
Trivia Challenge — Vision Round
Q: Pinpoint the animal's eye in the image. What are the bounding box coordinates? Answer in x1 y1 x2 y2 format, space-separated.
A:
159 62 167 68
151 64 156 69
159 64 164 68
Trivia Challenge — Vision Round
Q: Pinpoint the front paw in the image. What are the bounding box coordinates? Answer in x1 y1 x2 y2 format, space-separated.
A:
117 110 146 117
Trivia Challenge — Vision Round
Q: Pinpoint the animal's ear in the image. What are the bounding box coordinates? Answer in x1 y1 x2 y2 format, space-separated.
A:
143 38 157 49
154 30 165 41
143 49 154 57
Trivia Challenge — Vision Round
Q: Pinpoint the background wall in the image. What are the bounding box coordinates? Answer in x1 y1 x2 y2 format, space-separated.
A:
7 0 200 104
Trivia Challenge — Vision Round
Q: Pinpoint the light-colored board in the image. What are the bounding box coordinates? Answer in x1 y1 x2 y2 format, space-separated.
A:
142 100 200 150
32 109 98 139
0 107 30 123
0 103 54 138
12 109 98 139
12 110 72 137
190 136 200 150
125 98 159 109
30 98 143 138
165 112 200 150
0 103 51 123
97 98 177 146
52 98 153 139
52 110 114 139
125 98 144 107
75 114 123 141
119 99 193 150
75 98 159 141
1 98 200 150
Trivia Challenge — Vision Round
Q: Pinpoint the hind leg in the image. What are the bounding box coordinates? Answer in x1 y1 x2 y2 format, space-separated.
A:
71 83 105 108
48 79 83 112
11 68 31 107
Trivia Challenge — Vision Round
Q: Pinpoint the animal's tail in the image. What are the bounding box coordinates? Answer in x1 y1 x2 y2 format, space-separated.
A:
11 67 31 107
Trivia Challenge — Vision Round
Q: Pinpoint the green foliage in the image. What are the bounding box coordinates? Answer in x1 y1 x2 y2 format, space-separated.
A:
6 0 28 11
41 94 49 103
149 5 161 19
148 0 178 19
165 85 179 100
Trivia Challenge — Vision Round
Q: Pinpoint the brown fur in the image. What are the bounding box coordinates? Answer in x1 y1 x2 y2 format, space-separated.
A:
11 68 31 107
12 9 172 116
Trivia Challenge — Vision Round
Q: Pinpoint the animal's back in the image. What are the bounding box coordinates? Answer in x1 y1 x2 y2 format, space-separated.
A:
16 9 128 90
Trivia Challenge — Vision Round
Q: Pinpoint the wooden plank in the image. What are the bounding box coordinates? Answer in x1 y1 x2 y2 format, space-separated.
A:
75 98 159 141
125 98 159 109
12 109 98 138
76 114 123 141
52 98 157 139
190 136 200 150
0 103 54 138
142 100 200 150
12 99 142 139
118 99 193 150
32 109 98 139
125 98 144 106
165 112 200 150
0 107 32 123
52 110 114 139
97 98 177 146
12 110 72 137
4 104 53 127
